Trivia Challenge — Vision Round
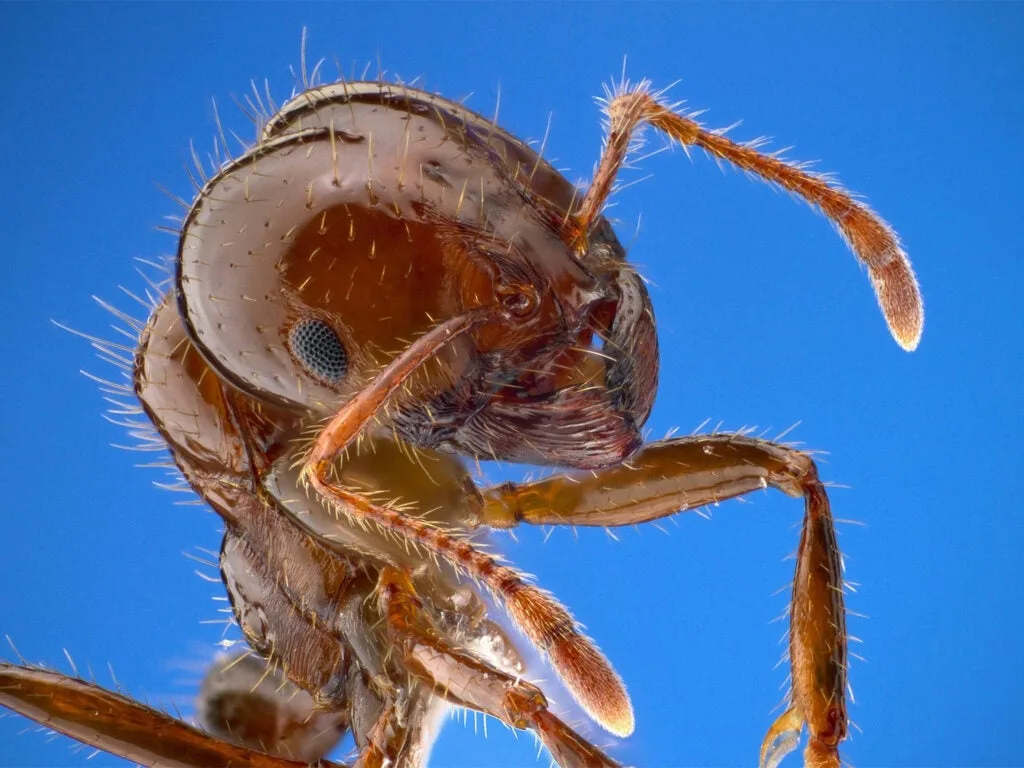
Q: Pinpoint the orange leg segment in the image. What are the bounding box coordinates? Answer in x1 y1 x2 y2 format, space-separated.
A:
353 696 414 768
0 663 343 768
482 435 848 768
376 567 620 768
305 478 633 739
301 312 633 738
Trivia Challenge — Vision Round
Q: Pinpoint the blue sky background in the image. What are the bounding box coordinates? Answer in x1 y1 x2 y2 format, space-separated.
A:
1 4 1021 767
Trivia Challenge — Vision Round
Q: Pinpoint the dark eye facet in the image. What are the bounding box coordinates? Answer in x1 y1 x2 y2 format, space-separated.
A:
288 319 347 385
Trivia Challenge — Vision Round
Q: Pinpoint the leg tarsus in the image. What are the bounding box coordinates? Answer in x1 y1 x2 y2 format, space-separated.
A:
804 737 842 768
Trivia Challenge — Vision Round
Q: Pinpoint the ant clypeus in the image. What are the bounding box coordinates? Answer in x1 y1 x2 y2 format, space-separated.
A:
0 55 921 768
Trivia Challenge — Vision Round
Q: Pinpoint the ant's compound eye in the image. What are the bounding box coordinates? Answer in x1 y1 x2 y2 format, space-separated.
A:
288 319 347 386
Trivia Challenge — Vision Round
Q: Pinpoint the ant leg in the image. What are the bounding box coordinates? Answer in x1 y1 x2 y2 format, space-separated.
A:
353 697 405 768
0 662 344 768
376 567 620 768
344 666 439 768
299 311 633 737
481 434 847 768
304 479 632 738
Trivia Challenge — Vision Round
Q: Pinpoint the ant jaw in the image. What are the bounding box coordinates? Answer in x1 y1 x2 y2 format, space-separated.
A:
463 384 643 470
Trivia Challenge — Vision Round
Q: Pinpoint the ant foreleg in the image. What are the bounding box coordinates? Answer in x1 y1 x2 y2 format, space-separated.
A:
304 478 632 738
300 311 634 737
376 567 620 768
481 434 847 768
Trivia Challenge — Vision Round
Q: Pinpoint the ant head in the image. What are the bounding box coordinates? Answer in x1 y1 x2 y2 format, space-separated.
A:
175 82 659 468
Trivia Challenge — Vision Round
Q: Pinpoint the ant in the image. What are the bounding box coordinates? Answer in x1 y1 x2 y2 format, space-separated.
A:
0 58 921 768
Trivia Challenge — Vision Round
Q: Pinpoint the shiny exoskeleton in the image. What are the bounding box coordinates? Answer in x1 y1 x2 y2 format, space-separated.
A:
0 72 922 768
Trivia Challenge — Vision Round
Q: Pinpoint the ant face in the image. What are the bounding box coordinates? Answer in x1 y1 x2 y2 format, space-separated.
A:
177 83 657 469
